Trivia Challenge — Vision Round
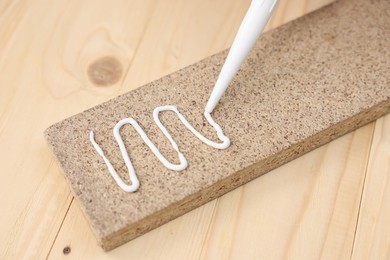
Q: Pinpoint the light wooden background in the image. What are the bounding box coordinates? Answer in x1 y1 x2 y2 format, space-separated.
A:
1 0 389 259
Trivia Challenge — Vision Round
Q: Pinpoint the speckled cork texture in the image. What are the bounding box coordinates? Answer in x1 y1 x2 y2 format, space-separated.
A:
45 0 390 251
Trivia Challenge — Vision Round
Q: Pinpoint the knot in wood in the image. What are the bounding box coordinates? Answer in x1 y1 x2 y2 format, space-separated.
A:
88 56 123 86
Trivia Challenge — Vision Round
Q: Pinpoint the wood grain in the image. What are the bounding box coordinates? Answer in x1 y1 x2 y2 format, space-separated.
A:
201 123 374 260
1 0 389 259
0 0 155 258
352 114 390 260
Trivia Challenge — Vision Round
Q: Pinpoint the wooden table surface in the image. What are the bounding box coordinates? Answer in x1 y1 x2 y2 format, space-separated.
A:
1 0 389 259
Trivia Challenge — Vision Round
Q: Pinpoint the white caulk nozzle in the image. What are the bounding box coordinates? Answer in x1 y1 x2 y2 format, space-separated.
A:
205 0 280 114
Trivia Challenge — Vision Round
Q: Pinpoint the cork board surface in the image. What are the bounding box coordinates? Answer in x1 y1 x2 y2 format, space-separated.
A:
45 0 390 251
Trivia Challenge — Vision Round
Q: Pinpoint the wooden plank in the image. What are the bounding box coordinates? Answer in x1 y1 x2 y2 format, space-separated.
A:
48 196 217 259
0 0 156 258
44 0 390 251
120 0 251 93
201 124 374 259
351 114 390 260
0 162 73 259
